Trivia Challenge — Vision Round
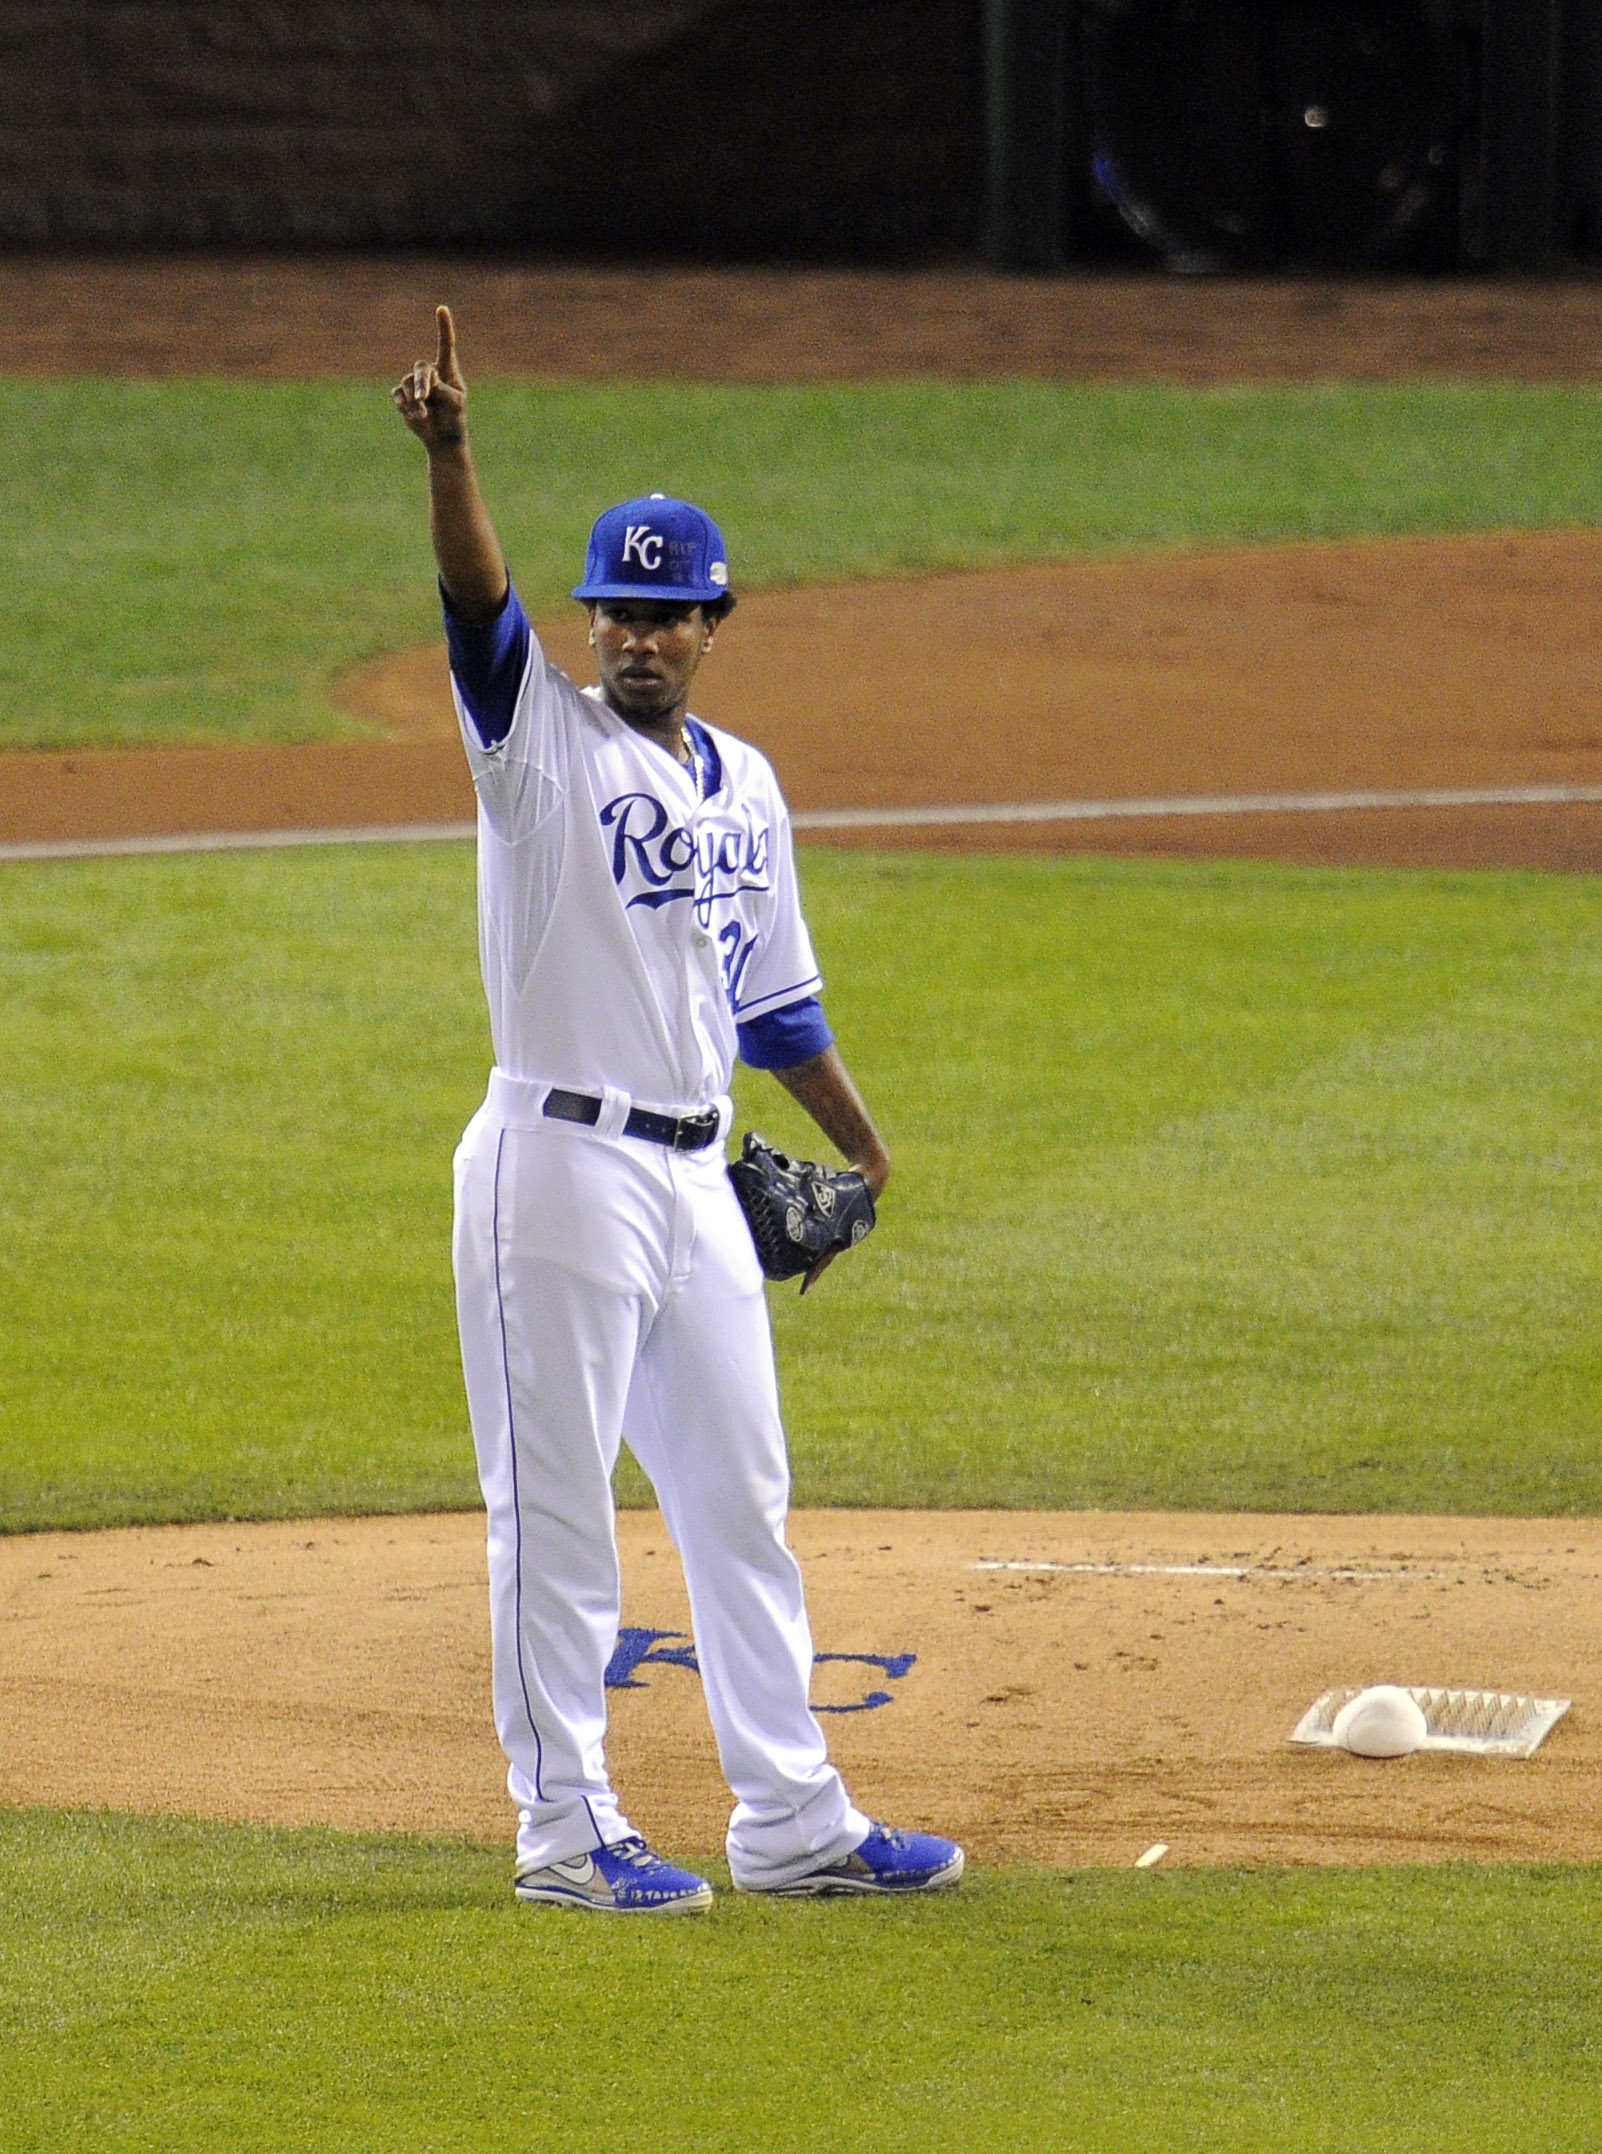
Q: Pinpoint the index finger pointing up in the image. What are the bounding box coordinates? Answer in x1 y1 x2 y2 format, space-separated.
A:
436 304 458 379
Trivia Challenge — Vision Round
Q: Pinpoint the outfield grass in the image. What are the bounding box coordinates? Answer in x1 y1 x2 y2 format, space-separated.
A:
2 1810 1597 2154
5 379 1602 747
0 843 486 1529
3 842 1600 1530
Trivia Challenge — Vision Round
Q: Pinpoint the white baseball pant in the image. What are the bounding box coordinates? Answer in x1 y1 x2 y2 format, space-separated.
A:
452 1072 868 1890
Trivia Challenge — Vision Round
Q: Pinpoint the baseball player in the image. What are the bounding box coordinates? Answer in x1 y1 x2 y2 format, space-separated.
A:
394 307 964 1913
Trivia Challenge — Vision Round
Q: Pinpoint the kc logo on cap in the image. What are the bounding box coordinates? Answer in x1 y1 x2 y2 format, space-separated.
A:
574 494 733 606
620 525 665 569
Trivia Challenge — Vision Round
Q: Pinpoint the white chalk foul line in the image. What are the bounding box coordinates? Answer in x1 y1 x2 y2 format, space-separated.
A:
7 782 1602 865
791 783 1602 832
973 1559 1403 1581
0 821 478 864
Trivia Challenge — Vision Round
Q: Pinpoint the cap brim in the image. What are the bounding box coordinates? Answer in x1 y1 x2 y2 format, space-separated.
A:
573 582 728 604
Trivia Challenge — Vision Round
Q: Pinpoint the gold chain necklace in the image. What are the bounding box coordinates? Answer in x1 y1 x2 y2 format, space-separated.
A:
683 725 707 803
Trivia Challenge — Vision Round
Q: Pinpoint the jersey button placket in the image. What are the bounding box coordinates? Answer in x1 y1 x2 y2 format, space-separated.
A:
675 894 707 1102
691 834 715 951
689 801 711 950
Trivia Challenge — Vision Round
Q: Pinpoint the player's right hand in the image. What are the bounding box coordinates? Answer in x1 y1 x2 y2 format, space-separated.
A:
393 305 468 448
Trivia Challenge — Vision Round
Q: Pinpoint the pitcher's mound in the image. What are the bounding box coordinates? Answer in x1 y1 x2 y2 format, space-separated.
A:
5 1509 1599 1868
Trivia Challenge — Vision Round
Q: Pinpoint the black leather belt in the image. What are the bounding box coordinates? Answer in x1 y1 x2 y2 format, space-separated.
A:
542 1087 721 1153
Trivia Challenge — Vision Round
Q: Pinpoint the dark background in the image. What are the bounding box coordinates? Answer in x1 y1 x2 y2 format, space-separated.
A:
0 0 1596 270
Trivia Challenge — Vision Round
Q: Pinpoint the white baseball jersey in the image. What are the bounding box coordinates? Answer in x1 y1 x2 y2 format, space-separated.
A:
454 632 822 1113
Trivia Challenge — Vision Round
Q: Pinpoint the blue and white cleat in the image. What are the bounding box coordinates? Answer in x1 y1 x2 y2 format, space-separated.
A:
514 1835 714 1915
747 1822 965 1897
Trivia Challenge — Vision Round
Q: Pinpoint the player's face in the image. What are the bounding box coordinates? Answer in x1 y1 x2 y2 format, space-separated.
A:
589 601 717 725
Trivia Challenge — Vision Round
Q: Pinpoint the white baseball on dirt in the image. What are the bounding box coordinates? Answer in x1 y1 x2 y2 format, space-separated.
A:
1331 1684 1428 1758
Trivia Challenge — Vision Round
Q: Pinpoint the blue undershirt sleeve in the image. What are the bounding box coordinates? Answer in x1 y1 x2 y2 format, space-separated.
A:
737 995 835 1071
441 578 531 749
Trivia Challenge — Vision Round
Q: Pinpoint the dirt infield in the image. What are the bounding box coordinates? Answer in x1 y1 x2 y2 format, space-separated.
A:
12 254 1602 382
4 1509 1596 1868
341 527 1602 874
10 529 1602 873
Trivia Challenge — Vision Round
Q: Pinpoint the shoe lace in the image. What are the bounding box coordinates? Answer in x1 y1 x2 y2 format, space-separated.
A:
610 1835 662 1871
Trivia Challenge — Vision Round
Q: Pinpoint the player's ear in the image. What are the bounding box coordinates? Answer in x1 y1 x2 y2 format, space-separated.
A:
587 603 598 650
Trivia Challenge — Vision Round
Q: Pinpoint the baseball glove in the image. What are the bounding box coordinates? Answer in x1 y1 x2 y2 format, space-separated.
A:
728 1132 877 1284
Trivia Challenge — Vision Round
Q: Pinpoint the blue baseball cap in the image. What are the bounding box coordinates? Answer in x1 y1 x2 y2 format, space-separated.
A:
573 493 732 605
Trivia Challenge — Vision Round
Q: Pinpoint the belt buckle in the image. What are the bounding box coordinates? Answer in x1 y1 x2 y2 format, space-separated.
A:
675 1109 717 1152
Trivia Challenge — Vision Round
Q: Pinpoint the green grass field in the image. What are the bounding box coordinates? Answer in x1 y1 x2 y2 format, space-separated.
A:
5 378 1602 746
3 842 1600 1529
5 1811 1599 2154
7 372 1602 2150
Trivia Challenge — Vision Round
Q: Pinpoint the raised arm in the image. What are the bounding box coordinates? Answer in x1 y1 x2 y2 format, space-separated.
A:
392 306 509 623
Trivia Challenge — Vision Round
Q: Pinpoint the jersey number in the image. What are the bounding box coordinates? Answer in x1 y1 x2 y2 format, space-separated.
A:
719 921 756 1002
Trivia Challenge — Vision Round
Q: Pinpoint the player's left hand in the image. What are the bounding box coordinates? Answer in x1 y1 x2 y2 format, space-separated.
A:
393 305 468 450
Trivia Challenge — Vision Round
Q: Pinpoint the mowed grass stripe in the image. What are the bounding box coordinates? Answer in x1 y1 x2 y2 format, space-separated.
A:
2 844 1600 1529
3 1810 1599 2154
5 379 1602 748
